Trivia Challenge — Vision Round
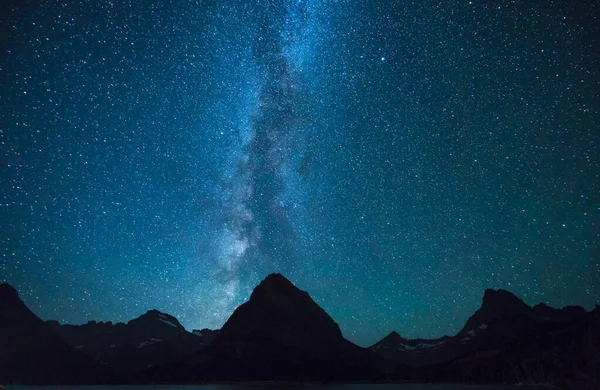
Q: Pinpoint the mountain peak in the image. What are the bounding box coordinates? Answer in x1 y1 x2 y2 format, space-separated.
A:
219 273 343 340
243 273 321 315
460 288 533 333
482 288 525 306
142 309 171 318
480 288 531 315
263 272 289 283
385 331 404 342
137 309 174 319
196 273 376 380
369 331 406 349
0 284 108 383
250 273 298 298
128 309 185 331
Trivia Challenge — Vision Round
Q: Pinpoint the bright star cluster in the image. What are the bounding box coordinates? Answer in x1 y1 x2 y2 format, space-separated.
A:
1 0 598 346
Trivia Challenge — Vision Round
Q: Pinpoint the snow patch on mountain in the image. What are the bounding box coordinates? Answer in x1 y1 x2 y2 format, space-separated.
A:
399 344 417 351
416 339 448 349
158 318 179 328
137 338 162 348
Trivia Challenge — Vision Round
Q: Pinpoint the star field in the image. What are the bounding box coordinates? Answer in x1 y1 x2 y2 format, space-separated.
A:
1 0 599 346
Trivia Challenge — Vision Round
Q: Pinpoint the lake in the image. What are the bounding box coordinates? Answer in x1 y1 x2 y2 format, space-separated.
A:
4 384 553 390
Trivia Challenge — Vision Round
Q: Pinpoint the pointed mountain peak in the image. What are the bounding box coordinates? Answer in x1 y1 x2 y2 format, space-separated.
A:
250 273 299 298
532 302 556 316
263 272 290 283
384 331 405 342
219 273 343 341
245 273 316 311
139 309 171 319
195 274 379 381
129 309 185 330
460 289 533 334
143 309 168 317
370 330 406 349
483 288 523 303
482 288 528 308
533 302 551 309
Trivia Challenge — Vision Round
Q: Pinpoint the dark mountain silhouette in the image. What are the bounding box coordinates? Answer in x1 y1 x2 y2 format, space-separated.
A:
369 289 595 368
0 283 110 384
147 273 388 381
369 289 599 388
417 305 600 390
370 331 452 366
533 302 588 322
370 289 541 368
192 328 219 344
47 309 212 372
2 276 597 388
459 288 534 334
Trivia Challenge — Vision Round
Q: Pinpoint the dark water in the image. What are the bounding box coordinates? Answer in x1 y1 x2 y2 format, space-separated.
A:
7 384 553 390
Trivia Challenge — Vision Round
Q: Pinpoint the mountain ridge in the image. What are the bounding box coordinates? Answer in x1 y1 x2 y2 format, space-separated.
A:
1 275 597 387
146 272 385 381
0 282 112 384
46 307 212 373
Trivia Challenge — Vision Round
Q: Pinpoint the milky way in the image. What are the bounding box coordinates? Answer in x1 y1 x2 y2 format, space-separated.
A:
209 0 319 320
1 0 599 346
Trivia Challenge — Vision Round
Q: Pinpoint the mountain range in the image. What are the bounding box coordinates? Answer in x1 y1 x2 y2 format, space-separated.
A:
1 274 598 388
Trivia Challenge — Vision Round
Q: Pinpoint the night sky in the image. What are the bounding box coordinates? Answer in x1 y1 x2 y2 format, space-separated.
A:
1 0 599 347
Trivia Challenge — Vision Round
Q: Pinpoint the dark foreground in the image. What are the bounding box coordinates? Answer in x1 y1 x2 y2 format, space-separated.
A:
0 385 555 390
1 275 598 389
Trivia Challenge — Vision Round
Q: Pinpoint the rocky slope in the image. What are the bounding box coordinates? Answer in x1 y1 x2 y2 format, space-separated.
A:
0 283 110 384
2 277 597 387
147 273 387 381
369 288 598 388
46 309 214 372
